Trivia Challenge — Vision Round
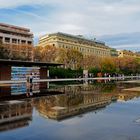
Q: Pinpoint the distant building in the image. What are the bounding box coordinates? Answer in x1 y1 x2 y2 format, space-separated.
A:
35 85 113 120
0 100 32 132
38 32 111 57
110 48 118 57
0 23 34 61
118 50 140 58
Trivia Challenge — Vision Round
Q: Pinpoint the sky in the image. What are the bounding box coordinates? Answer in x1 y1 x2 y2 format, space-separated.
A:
0 0 140 51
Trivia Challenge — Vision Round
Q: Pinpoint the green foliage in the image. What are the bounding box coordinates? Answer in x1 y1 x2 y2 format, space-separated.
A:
89 67 100 75
49 67 83 78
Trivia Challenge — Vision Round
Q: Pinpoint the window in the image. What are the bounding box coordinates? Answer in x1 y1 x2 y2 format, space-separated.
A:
5 37 10 43
21 40 26 44
28 41 32 45
12 39 17 44
0 36 3 42
18 39 20 44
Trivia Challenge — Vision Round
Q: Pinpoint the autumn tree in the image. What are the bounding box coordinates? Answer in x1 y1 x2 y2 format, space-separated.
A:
42 45 58 62
34 45 43 62
11 51 28 61
0 40 10 59
56 48 83 69
100 57 116 73
34 45 58 62
82 55 101 70
56 48 68 65
66 49 83 69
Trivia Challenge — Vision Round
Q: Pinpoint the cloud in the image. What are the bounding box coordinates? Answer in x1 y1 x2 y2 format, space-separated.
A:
98 32 140 51
0 0 140 50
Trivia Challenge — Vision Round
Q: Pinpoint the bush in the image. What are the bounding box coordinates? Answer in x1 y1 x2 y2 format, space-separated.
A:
49 67 83 78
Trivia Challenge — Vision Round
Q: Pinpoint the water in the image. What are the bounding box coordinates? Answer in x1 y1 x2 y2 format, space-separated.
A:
0 80 140 140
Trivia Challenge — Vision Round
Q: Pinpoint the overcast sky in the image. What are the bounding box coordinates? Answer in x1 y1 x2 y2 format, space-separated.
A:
0 0 140 51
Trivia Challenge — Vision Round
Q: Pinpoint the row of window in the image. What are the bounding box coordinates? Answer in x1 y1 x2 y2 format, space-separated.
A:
58 44 110 56
0 36 32 45
52 37 106 48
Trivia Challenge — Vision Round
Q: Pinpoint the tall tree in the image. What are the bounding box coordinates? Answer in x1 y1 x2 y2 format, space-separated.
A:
55 48 83 69
34 45 43 62
66 49 83 69
34 45 58 62
0 40 10 59
41 45 58 62
82 55 100 70
101 57 116 73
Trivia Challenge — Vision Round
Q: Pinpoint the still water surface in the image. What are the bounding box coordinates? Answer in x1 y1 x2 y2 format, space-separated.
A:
0 80 140 140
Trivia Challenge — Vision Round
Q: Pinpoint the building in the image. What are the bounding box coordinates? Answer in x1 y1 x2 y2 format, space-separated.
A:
35 84 115 120
110 48 118 57
36 93 111 120
118 50 140 58
0 100 32 132
0 23 34 61
38 32 111 57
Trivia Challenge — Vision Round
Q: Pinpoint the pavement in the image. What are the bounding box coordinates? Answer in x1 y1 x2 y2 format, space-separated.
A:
123 87 140 92
0 76 139 84
121 80 140 84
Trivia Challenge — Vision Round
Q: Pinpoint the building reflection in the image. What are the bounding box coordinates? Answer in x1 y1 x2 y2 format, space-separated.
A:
118 91 140 101
35 84 116 121
0 100 32 132
0 81 140 131
0 82 65 100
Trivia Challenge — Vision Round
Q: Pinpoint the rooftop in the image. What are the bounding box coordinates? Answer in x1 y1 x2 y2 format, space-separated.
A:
0 59 63 67
41 32 107 47
0 23 30 32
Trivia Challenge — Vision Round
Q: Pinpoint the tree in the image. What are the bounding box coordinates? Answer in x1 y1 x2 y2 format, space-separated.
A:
56 48 83 69
101 57 116 73
11 51 28 61
56 48 68 66
0 40 10 59
34 45 43 62
34 45 58 62
66 49 83 69
41 45 58 62
82 55 100 70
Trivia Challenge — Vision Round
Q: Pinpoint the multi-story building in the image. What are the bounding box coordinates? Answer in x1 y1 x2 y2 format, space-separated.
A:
0 23 34 61
0 100 32 131
38 32 111 57
110 48 118 57
35 84 116 120
118 50 140 58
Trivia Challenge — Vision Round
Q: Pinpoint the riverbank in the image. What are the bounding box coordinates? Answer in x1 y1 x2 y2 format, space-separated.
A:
0 76 139 84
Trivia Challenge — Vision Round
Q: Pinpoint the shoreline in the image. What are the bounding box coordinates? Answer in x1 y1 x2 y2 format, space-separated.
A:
0 76 140 84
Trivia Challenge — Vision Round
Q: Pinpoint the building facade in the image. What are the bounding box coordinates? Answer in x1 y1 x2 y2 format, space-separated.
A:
38 32 111 57
0 23 34 61
110 48 118 57
118 50 140 58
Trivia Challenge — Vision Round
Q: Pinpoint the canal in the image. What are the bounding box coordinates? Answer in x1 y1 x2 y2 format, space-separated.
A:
0 80 140 140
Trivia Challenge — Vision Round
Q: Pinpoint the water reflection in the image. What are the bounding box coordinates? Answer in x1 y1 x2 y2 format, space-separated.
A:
0 100 32 132
0 82 64 101
0 80 140 134
35 92 112 121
